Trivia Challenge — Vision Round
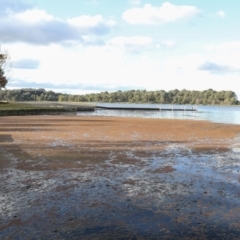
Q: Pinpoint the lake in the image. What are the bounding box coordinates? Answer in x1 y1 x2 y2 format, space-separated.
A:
77 103 240 125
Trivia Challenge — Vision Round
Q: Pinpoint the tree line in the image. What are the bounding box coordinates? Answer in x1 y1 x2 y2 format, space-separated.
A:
0 88 239 105
0 49 8 90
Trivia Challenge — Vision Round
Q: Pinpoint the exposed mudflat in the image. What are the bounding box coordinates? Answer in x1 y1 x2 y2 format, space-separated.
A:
1 115 240 239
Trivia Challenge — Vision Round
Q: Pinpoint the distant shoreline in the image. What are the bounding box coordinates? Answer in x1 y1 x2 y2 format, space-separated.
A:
1 88 239 105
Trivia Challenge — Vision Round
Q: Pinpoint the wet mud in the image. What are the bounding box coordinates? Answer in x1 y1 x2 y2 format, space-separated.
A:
1 116 240 239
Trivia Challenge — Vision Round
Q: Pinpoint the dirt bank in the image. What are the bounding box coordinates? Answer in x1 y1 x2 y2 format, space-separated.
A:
1 116 240 239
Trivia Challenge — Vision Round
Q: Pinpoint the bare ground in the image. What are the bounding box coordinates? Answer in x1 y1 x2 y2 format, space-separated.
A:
1 115 240 239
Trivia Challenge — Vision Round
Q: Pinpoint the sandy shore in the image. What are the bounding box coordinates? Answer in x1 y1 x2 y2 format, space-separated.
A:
1 115 240 239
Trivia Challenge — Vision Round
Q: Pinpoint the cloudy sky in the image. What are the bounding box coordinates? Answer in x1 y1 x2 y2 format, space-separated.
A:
1 0 240 96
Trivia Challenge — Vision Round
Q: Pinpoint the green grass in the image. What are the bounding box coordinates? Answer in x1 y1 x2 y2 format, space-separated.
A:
0 102 39 110
0 102 76 116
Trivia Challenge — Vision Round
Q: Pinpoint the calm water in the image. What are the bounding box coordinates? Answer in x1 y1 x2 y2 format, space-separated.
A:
77 103 240 125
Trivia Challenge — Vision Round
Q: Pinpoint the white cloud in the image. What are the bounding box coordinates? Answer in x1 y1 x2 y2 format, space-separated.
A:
108 37 178 53
6 42 159 91
200 41 240 74
161 40 176 49
216 41 240 54
155 40 177 50
67 15 115 28
108 36 153 53
13 9 54 23
216 10 225 18
198 61 239 74
0 0 31 15
122 2 201 25
5 41 240 95
203 41 240 59
202 44 215 51
2 1 238 96
0 4 115 45
210 10 226 19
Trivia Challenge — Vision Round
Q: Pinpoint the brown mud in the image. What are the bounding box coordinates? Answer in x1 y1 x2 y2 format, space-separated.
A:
1 116 240 239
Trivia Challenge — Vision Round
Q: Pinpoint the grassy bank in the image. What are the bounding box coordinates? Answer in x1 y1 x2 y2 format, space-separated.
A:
20 101 96 111
0 102 77 116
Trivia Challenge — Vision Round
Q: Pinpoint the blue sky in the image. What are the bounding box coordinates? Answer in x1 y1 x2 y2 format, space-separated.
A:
1 0 240 97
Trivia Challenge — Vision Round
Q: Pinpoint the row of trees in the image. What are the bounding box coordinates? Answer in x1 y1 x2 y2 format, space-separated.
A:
78 89 239 105
0 88 239 105
0 89 59 102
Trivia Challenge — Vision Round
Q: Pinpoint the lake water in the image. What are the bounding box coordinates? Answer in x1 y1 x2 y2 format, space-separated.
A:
77 103 240 125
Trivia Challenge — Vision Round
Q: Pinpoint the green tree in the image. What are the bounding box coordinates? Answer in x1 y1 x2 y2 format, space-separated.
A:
0 49 9 89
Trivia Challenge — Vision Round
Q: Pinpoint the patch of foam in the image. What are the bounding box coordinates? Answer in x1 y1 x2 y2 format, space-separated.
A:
232 148 240 153
49 139 72 147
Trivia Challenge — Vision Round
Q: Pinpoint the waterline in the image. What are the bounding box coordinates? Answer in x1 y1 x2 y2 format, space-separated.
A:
77 103 240 125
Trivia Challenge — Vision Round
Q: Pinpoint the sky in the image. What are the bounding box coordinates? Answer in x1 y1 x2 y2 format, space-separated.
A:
1 0 240 97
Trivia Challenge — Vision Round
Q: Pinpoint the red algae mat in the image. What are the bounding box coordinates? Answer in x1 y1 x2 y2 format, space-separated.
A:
1 115 240 239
